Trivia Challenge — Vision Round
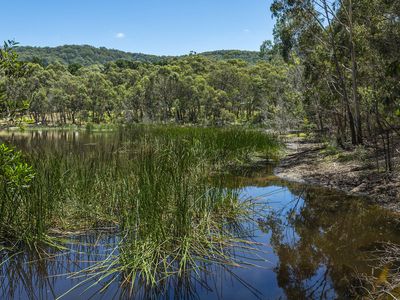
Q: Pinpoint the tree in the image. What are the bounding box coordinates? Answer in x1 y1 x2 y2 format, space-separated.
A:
0 40 29 123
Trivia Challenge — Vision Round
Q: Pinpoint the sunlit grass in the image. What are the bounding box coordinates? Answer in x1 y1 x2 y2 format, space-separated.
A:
0 126 277 291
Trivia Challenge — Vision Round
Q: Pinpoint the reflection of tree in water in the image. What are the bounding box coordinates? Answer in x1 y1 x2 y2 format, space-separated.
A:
0 232 265 300
0 234 119 299
259 186 400 300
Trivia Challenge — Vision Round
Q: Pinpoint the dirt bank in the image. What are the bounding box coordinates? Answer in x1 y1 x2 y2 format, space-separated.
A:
274 137 400 212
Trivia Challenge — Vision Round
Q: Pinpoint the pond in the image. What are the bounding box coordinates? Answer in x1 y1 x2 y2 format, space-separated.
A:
0 128 399 300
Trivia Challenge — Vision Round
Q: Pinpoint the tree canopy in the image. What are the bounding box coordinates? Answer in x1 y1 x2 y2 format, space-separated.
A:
1 43 302 128
270 0 399 168
15 45 268 66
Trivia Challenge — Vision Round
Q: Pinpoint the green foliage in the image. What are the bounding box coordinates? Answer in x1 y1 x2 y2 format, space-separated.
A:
320 144 340 157
0 127 276 282
336 145 368 162
0 143 34 190
199 49 268 64
0 40 30 122
0 143 38 243
0 40 24 76
15 45 267 66
271 0 400 148
1 45 301 128
16 45 167 66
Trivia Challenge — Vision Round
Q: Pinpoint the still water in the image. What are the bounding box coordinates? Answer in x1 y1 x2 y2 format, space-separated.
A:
1 130 399 300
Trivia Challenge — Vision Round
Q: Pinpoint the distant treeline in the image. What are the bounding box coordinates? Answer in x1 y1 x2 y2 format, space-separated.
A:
15 45 268 66
1 42 301 127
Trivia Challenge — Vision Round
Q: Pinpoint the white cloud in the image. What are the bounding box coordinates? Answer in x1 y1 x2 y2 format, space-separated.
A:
115 32 125 39
243 29 251 33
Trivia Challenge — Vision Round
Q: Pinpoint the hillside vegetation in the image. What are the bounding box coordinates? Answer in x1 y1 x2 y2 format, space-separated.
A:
1 41 297 128
15 45 266 66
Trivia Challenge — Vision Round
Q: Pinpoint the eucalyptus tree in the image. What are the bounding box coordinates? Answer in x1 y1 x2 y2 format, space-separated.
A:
21 63 48 124
152 66 181 121
81 66 114 123
123 79 146 122
269 0 399 169
271 0 364 144
62 75 88 124
0 40 29 123
1 39 304 129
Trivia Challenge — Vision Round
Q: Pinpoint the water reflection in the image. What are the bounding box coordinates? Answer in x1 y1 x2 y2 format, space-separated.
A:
0 234 123 299
262 186 400 300
1 130 399 299
0 235 265 300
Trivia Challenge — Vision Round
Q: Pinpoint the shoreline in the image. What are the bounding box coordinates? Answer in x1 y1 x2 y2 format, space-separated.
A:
273 137 400 213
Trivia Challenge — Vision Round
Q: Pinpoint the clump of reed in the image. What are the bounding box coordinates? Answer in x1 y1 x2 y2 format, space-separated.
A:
0 126 276 289
135 125 282 164
62 138 265 294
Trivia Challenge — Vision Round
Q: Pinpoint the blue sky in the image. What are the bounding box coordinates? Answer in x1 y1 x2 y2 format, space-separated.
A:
2 0 275 55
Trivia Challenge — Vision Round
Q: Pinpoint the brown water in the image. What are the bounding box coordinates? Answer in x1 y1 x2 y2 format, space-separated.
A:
1 130 399 300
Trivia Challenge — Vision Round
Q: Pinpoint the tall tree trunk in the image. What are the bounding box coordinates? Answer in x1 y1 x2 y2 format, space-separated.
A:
348 0 363 144
322 0 357 144
71 111 76 124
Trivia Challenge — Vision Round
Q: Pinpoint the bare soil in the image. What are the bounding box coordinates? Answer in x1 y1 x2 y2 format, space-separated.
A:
274 137 400 212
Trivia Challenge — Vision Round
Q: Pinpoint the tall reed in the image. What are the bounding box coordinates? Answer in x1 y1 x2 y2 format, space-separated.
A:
0 126 277 288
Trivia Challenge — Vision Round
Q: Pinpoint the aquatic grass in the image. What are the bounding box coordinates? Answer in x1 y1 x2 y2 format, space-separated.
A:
136 125 282 164
0 126 278 292
62 140 268 294
64 195 266 297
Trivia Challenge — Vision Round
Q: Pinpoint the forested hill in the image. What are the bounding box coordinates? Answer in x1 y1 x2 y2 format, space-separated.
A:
15 45 169 65
198 50 264 64
15 45 265 66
